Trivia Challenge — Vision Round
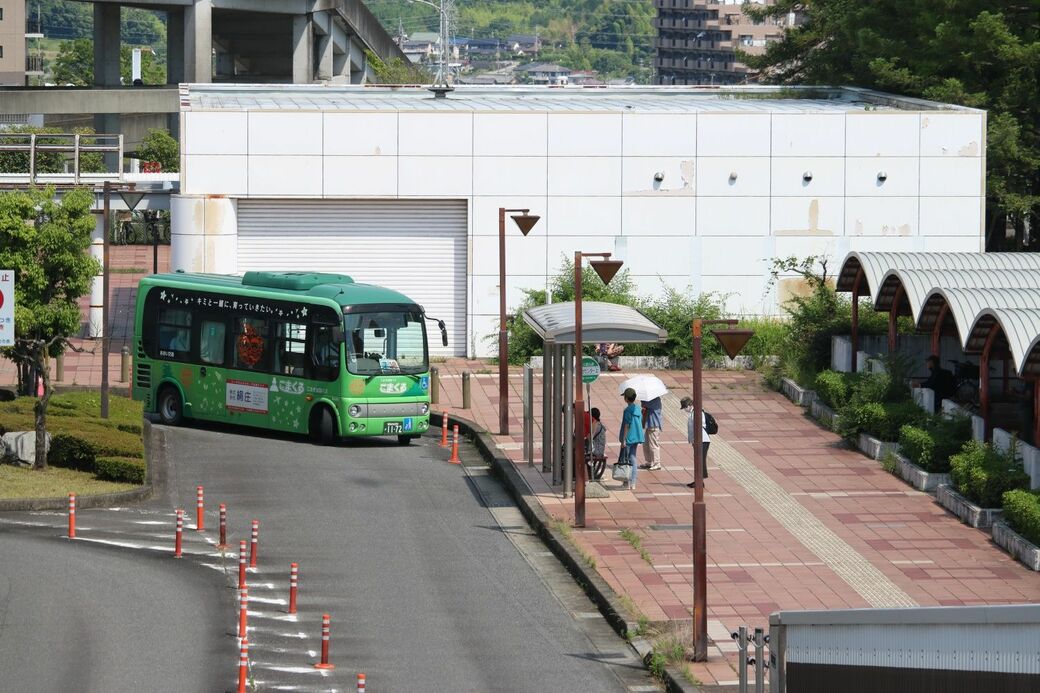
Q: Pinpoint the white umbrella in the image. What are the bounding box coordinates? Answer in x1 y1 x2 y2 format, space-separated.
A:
617 374 668 401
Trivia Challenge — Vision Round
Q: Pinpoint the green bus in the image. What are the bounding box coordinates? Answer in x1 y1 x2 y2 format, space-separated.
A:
132 271 447 444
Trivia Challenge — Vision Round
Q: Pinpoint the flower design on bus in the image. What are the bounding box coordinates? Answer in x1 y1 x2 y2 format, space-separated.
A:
236 323 265 368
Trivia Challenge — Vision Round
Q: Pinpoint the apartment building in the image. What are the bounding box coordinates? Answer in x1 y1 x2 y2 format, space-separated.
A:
654 0 797 85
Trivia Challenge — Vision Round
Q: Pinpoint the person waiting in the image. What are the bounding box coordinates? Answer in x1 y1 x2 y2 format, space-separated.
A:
921 355 956 412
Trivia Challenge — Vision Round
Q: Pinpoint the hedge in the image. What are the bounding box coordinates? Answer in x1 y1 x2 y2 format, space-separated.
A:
839 400 926 442
95 456 145 485
49 434 97 472
950 440 1029 508
1003 489 1040 547
898 415 972 474
814 370 849 409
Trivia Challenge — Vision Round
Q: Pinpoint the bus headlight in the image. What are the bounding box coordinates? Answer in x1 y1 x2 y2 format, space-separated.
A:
348 404 361 418
420 403 429 415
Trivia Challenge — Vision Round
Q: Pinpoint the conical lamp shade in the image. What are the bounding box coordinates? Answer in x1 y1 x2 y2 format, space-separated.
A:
511 213 540 236
590 259 623 285
118 191 146 211
713 328 754 359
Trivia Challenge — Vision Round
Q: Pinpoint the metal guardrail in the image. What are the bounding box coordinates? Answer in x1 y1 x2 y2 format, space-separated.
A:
0 132 123 184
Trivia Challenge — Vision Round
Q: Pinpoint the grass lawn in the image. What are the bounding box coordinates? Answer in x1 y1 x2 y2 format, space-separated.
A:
0 464 135 499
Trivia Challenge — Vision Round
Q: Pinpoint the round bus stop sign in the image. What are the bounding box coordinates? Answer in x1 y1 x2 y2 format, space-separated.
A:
581 356 600 384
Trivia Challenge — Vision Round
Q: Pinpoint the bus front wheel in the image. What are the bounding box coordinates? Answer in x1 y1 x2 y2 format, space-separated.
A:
157 386 183 426
310 406 336 446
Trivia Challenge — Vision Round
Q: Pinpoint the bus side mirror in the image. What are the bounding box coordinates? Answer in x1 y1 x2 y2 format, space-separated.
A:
438 320 448 347
331 326 345 344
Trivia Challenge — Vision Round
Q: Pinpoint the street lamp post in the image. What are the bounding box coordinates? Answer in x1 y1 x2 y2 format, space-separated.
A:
690 319 754 660
573 251 623 528
498 208 539 435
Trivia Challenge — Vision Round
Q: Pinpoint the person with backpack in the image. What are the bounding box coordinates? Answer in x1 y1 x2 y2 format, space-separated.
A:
681 396 717 488
617 388 644 490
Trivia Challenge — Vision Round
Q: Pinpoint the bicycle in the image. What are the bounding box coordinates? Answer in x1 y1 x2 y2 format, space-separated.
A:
947 359 990 408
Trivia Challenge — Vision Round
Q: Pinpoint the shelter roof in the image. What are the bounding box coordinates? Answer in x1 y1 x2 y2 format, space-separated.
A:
917 288 1040 343
835 252 1040 297
965 308 1040 376
874 268 1040 318
522 301 667 345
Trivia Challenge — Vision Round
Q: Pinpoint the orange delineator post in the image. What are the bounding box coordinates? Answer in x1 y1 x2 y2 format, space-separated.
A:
357 673 367 693
449 424 461 464
238 540 248 589
249 519 259 568
440 414 449 447
237 638 249 693
217 503 228 549
288 563 299 615
174 509 184 558
67 493 76 539
314 613 335 670
238 586 248 638
195 486 205 531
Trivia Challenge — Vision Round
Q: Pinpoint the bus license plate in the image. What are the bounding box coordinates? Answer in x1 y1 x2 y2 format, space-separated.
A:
383 422 402 434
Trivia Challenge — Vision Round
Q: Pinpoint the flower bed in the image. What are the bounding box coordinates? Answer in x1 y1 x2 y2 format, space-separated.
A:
937 484 1004 529
893 452 951 493
781 377 815 407
992 521 1040 572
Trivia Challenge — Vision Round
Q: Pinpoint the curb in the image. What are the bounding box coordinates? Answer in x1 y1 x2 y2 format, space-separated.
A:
0 418 166 512
433 412 701 693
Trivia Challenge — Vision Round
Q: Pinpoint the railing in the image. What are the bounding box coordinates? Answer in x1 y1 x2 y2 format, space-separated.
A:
0 133 123 185
25 55 44 74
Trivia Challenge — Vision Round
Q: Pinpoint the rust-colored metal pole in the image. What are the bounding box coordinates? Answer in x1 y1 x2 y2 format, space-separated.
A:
850 269 863 373
981 324 999 440
498 207 509 436
932 303 949 356
101 180 111 418
691 318 707 661
1034 379 1039 448
574 251 587 528
888 283 904 357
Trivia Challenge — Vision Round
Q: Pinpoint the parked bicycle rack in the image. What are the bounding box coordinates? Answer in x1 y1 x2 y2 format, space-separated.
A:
731 625 770 693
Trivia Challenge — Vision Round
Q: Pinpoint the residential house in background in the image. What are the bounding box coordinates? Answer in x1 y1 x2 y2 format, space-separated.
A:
0 0 42 87
519 63 570 85
506 34 541 56
654 0 799 85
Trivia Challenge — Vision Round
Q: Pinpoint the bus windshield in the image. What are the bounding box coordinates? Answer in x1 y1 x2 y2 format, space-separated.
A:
344 310 428 376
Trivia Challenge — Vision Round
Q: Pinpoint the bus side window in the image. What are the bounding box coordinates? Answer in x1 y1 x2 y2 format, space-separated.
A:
233 317 270 371
157 308 192 359
311 325 340 381
278 323 307 376
200 319 227 365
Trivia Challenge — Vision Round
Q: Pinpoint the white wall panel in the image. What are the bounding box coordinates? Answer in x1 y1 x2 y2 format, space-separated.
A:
398 113 472 156
622 112 696 157
470 314 502 357
182 155 247 195
704 275 772 314
323 156 397 197
546 196 622 237
622 156 696 196
473 113 548 156
845 157 918 196
773 235 842 263
846 197 918 236
471 234 548 276
630 274 695 298
621 196 695 237
547 114 622 156
919 197 983 237
848 235 922 252
846 113 920 156
471 196 547 236
248 112 323 155
696 157 770 196
700 236 772 276
698 113 770 156
322 112 398 156
771 114 845 157
697 197 770 236
398 156 473 196
473 156 547 197
771 197 844 237
471 274 548 316
184 112 248 155
619 236 692 277
248 155 322 196
919 157 983 197
547 157 621 196
771 158 844 197
920 113 984 157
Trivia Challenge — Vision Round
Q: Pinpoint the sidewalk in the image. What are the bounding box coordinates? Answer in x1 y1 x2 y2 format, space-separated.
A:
433 362 1040 686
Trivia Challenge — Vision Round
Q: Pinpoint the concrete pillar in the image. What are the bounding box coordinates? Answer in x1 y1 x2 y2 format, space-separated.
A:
292 14 314 83
348 38 368 84
333 45 350 82
316 33 334 81
170 195 238 274
89 213 105 338
167 9 185 84
93 4 121 86
185 0 213 83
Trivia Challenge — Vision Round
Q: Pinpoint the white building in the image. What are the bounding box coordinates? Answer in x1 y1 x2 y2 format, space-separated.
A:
172 84 986 357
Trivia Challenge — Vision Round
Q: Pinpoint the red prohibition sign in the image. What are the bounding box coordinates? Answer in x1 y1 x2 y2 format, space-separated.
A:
0 290 5 310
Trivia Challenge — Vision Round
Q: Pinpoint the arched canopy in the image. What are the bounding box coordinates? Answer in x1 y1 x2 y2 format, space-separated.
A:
875 269 1040 319
836 252 1040 299
918 288 1040 345
522 301 667 345
965 308 1040 376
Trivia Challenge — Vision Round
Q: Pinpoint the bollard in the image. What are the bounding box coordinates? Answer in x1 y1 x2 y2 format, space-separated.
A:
56 350 64 383
732 626 749 693
430 366 440 404
753 627 765 693
174 509 184 558
67 493 76 539
249 519 259 568
357 673 366 693
439 413 448 448
461 372 471 409
217 504 228 549
195 486 205 531
288 563 299 615
314 613 335 670
238 540 248 589
448 424 461 464
119 345 130 383
238 586 249 638
237 638 249 693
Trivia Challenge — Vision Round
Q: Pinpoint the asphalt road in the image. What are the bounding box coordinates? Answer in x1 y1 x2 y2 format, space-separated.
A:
0 530 230 693
161 423 637 692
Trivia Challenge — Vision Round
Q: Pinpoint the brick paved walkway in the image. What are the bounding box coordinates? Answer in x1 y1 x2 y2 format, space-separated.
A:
8 255 1039 687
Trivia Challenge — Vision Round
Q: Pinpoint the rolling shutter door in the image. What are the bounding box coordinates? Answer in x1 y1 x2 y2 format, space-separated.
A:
236 200 467 356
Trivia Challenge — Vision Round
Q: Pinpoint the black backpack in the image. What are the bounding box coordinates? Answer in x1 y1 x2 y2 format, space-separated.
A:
704 411 719 435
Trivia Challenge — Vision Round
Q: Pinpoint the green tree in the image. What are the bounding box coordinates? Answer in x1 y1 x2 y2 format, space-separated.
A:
137 129 179 172
51 39 166 85
366 50 431 84
745 1 1040 250
0 187 99 470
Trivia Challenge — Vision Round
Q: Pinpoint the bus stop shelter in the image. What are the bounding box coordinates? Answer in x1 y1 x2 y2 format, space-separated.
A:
522 301 668 491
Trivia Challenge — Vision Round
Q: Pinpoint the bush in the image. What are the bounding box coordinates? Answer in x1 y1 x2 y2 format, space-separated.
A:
899 416 972 473
95 456 145 484
1003 489 1040 546
49 434 97 472
950 440 1029 508
840 401 926 442
814 370 849 409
